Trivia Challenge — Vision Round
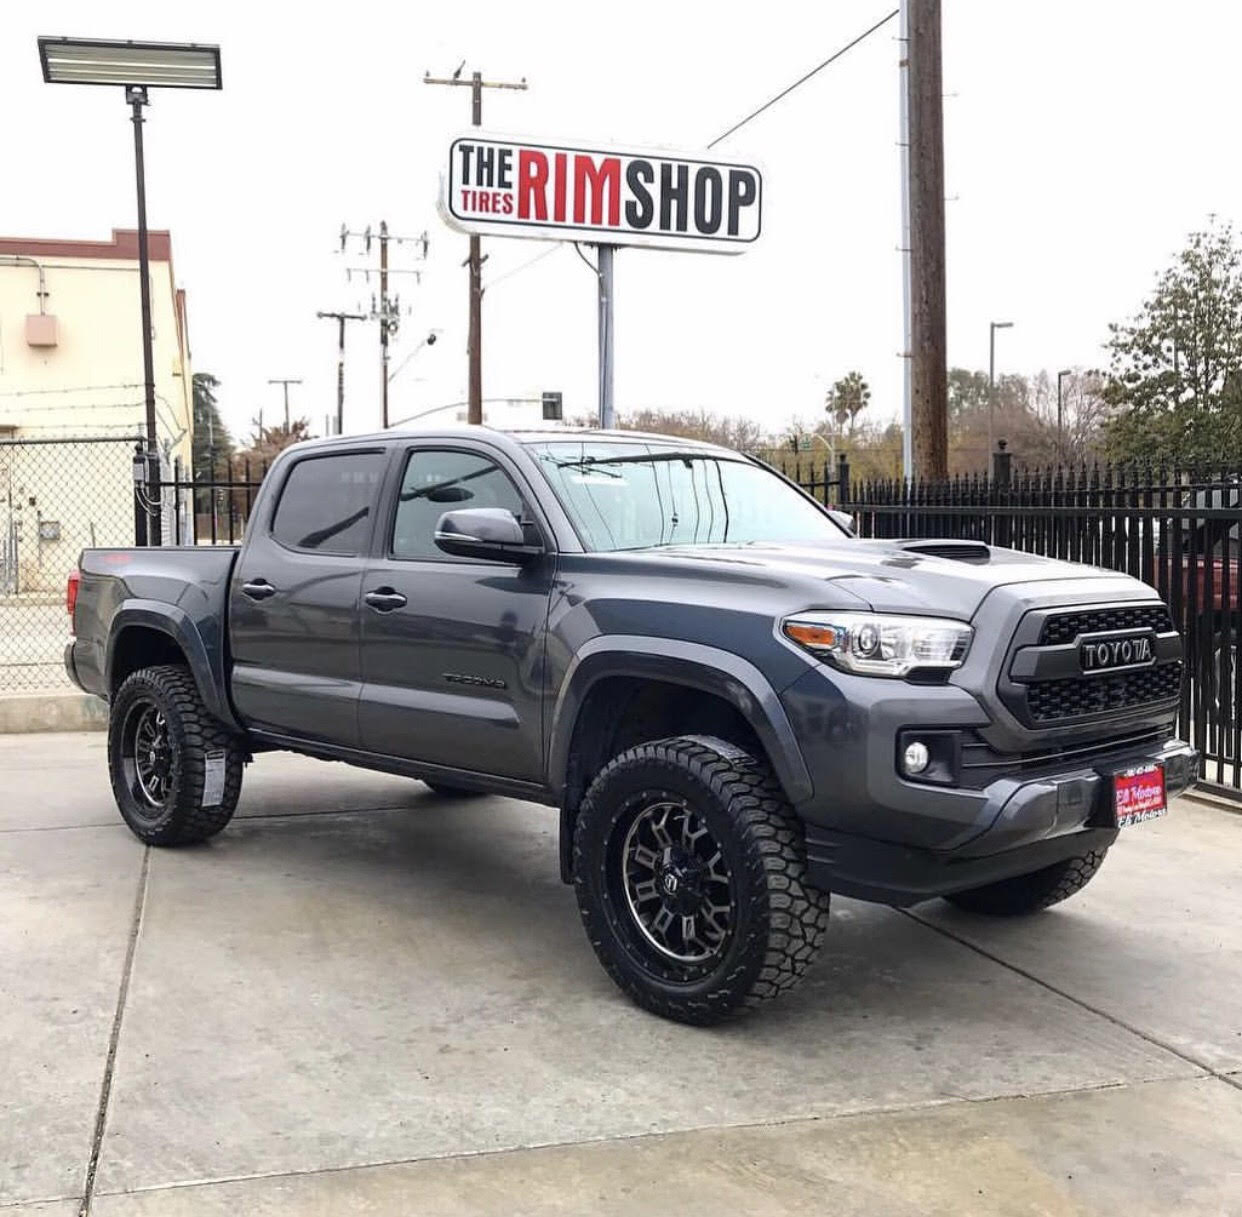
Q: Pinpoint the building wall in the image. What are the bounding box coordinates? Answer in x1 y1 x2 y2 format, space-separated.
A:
0 230 193 467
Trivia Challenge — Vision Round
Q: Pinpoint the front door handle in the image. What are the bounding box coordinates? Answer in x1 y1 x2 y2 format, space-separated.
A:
364 587 408 612
242 579 277 601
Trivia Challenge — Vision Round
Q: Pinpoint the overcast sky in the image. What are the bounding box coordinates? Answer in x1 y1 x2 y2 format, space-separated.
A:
6 1 1240 442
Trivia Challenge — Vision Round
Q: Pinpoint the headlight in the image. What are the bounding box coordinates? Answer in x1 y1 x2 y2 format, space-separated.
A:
782 611 973 678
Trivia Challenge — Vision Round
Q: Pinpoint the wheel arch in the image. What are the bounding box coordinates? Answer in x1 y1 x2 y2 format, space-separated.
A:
550 638 813 883
107 602 240 732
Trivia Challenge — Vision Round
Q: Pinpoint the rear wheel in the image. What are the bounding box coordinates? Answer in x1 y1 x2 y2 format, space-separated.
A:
108 665 243 845
943 848 1109 916
573 737 830 1025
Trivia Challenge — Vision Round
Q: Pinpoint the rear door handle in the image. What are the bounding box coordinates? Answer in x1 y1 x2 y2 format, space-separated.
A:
242 579 277 601
364 587 407 612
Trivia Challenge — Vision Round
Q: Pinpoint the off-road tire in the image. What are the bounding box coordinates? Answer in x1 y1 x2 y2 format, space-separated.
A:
572 737 831 1025
943 848 1109 916
107 664 243 845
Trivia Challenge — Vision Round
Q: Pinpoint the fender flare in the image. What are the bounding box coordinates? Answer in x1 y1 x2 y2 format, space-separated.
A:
547 635 813 806
106 601 241 732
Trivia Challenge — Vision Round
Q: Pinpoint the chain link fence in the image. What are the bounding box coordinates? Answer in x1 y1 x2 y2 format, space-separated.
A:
1 436 141 691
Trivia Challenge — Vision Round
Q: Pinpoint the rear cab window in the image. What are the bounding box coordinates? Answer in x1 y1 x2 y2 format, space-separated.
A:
271 451 386 555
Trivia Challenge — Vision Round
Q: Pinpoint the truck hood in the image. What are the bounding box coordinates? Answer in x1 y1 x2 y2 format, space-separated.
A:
631 539 1136 618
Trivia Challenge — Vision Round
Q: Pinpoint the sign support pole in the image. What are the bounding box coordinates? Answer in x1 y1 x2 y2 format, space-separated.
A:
597 244 615 429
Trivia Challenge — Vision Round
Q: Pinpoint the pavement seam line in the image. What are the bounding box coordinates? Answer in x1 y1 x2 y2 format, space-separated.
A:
78 845 151 1217
85 1074 1208 1201
900 907 1232 1084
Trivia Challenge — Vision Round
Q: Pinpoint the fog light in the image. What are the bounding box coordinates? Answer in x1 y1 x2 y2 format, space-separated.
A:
903 740 931 775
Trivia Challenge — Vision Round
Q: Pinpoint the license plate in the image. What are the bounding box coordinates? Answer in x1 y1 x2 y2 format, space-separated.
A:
1112 762 1167 827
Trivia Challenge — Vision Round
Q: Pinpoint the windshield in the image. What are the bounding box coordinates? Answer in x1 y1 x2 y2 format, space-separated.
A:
527 441 848 551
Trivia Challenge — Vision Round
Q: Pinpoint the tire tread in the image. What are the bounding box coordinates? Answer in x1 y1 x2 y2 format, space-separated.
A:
573 737 830 1024
108 664 242 845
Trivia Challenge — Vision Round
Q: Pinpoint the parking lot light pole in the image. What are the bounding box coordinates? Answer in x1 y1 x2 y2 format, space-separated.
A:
1057 368 1072 465
37 37 222 544
126 84 162 541
988 320 1013 462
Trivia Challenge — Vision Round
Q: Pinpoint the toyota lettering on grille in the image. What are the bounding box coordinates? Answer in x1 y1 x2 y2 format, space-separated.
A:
1079 631 1157 674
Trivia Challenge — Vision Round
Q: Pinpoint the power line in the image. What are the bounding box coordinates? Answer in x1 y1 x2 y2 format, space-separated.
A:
484 242 562 291
708 9 899 149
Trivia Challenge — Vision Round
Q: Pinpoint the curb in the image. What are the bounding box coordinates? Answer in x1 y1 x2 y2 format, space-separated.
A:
0 691 108 733
1184 786 1242 817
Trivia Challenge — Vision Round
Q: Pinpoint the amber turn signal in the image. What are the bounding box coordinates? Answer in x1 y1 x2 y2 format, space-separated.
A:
783 621 838 649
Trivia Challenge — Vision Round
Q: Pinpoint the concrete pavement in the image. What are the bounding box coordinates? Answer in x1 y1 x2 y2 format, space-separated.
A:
2 731 1240 1215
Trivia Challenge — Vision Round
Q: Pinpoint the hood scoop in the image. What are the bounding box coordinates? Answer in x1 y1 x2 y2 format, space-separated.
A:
899 539 992 564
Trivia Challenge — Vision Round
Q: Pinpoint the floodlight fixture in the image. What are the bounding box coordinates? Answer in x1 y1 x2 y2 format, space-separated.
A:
38 37 221 90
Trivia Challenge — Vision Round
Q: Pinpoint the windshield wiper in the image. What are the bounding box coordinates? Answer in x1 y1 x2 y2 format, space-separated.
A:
552 451 732 470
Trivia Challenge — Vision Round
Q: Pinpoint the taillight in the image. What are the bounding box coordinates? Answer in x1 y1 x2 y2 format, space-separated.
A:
66 570 80 634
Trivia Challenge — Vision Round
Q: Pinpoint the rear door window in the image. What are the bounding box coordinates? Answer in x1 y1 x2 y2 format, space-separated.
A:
271 451 385 554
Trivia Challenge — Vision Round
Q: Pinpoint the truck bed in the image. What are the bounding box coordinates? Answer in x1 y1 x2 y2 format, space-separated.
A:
69 546 240 704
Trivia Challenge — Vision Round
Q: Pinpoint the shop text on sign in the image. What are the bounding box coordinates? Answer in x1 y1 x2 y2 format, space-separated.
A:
443 134 762 254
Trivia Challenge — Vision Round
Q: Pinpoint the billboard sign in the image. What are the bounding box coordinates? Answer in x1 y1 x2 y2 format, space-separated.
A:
442 133 762 254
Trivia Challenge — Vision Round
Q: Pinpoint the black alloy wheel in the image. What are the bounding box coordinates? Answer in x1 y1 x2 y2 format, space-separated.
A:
120 699 177 821
616 797 735 966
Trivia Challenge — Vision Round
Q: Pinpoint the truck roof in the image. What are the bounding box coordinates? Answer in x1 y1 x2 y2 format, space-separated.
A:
292 426 738 456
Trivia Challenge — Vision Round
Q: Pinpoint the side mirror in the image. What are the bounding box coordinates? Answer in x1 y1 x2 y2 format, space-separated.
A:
434 508 543 563
827 508 856 536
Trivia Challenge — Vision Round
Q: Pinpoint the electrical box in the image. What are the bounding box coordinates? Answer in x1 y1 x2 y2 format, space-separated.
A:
542 391 563 421
25 315 59 347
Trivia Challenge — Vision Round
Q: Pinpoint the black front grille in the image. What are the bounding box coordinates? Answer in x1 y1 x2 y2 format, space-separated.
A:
1040 604 1173 645
1026 662 1183 722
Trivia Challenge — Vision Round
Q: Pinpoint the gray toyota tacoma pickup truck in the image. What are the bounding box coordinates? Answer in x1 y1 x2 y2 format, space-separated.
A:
66 428 1198 1024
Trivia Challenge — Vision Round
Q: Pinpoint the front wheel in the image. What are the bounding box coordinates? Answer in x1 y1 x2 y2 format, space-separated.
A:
942 848 1109 916
108 665 244 845
572 737 830 1025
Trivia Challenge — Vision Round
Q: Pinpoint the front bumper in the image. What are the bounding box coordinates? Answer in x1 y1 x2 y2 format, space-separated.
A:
803 737 1199 906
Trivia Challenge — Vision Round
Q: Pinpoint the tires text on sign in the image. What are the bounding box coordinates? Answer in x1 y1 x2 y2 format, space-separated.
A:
442 134 762 254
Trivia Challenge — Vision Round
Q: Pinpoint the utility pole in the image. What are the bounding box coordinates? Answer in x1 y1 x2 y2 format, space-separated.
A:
316 310 367 435
267 378 302 430
906 0 948 481
424 65 528 425
897 1 913 481
339 223 427 429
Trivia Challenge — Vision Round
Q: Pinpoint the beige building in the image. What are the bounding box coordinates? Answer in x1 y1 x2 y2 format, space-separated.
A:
0 228 193 456
0 229 194 586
